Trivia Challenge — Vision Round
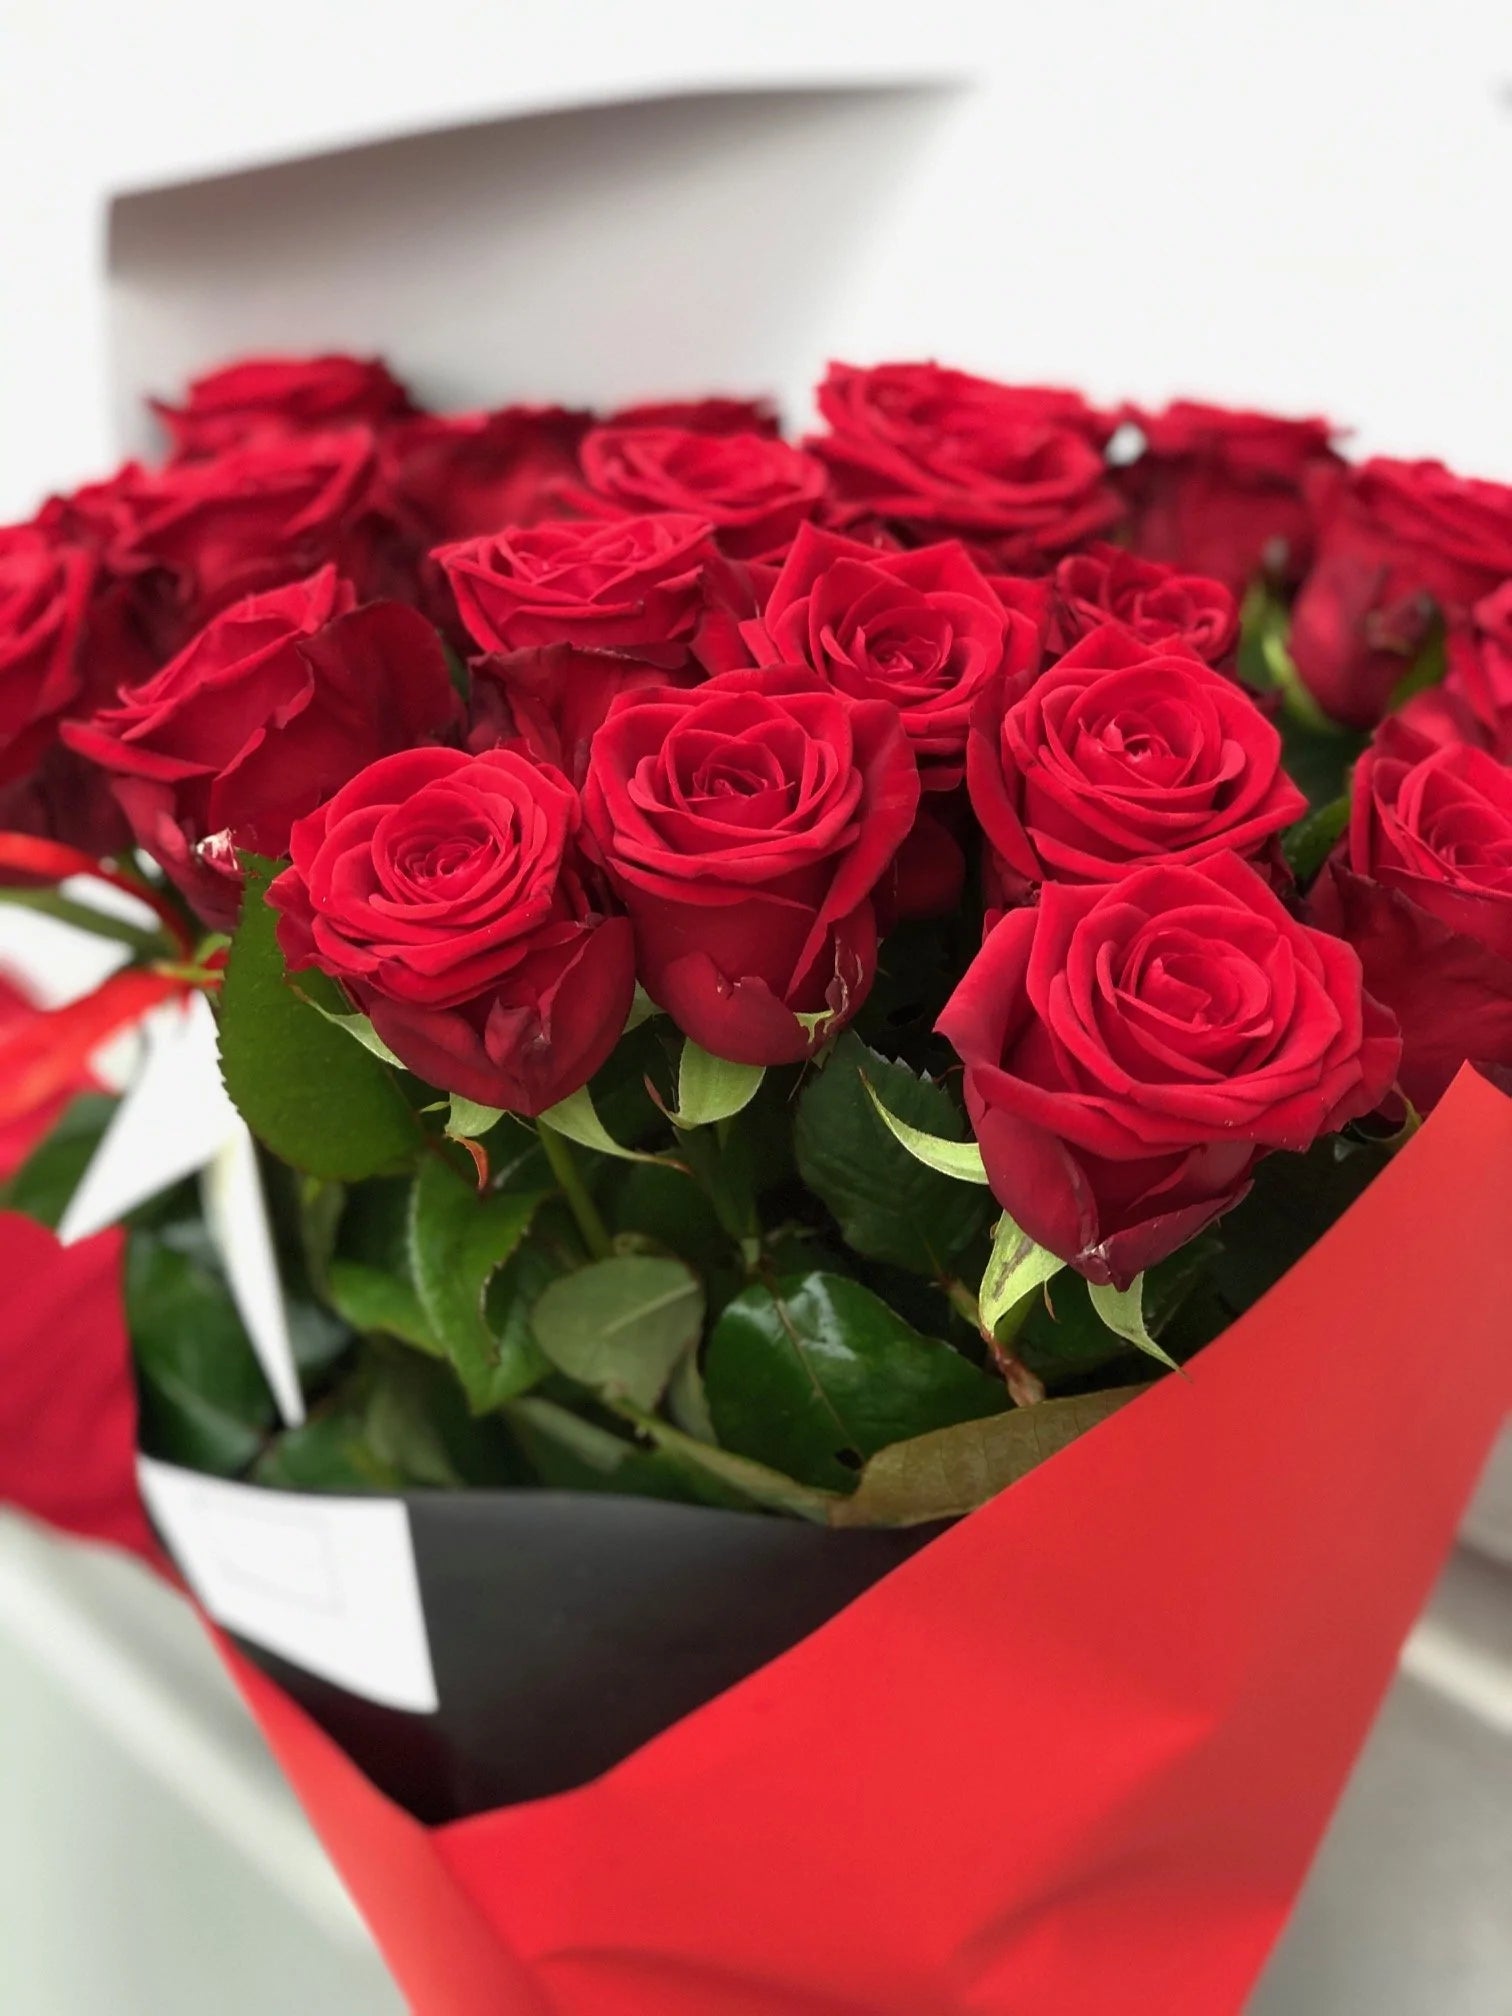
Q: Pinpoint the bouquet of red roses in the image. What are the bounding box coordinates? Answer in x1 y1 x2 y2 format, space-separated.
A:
3 354 1511 2015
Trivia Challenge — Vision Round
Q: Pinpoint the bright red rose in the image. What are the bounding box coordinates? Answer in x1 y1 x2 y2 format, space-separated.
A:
967 622 1305 898
806 362 1121 565
567 427 828 562
1399 581 1512 760
467 645 701 787
381 406 591 543
938 852 1400 1286
738 523 1037 788
582 664 919 1064
1289 457 1512 728
0 527 93 785
606 396 781 438
270 746 632 1117
62 568 459 926
1312 719 1512 1110
437 514 723 663
152 355 414 458
1119 400 1341 594
1046 543 1237 663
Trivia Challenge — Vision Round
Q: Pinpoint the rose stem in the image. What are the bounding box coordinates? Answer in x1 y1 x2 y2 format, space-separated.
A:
944 1276 1045 1407
536 1119 613 1261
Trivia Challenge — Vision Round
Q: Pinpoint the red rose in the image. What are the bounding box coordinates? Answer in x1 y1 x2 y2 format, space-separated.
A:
938 852 1400 1286
966 622 1306 898
1312 719 1512 1110
467 644 699 787
806 362 1121 565
1290 457 1512 727
1045 543 1237 663
437 513 723 663
606 396 781 438
0 527 93 785
62 568 459 927
1398 582 1512 760
270 747 633 1117
567 427 828 561
582 664 919 1064
1119 400 1341 594
381 406 591 543
738 523 1036 788
153 355 414 458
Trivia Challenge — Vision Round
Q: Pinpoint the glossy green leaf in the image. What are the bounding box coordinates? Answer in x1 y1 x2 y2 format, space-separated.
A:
979 1211 1064 1337
528 1255 704 1409
1283 793 1351 883
1087 1275 1180 1370
128 1228 275 1474
296 994 407 1069
671 1040 765 1128
446 1095 506 1141
862 1077 989 1182
408 1157 545 1410
613 1405 838 1520
326 1258 441 1355
704 1272 1008 1492
538 1084 665 1164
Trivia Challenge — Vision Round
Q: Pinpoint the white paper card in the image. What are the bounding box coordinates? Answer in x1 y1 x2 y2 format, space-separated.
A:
139 1458 439 1713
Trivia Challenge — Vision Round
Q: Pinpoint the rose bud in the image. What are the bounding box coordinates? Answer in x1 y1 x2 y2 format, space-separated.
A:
582 664 919 1065
152 354 415 459
269 746 634 1117
0 527 93 786
380 406 592 544
805 361 1121 566
62 567 459 927
737 523 1038 789
938 852 1401 1286
1290 457 1512 728
1311 719 1512 1112
966 622 1306 899
1117 400 1341 593
1398 581 1512 760
1045 543 1238 664
565 426 829 562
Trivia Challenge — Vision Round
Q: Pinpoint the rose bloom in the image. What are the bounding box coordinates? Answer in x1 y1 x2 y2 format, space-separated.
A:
467 644 694 789
1398 581 1512 760
1312 718 1512 1111
582 664 919 1064
567 426 829 561
270 746 633 1116
62 568 458 926
1290 457 1512 728
737 523 1037 788
938 852 1400 1285
1045 543 1237 664
967 622 1305 898
381 406 591 543
806 361 1121 565
606 395 781 437
0 527 92 785
1118 400 1341 594
152 355 414 459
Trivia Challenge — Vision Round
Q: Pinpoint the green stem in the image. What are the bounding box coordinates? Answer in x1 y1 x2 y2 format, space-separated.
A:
0 885 167 956
943 1275 1044 1407
537 1119 613 1261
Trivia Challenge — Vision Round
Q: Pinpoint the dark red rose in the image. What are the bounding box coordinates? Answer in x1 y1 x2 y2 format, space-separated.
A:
437 513 724 663
566 427 828 561
738 523 1036 788
967 622 1306 898
0 527 93 785
1289 457 1512 728
938 851 1400 1286
1046 543 1237 663
1311 719 1512 1110
1398 582 1512 760
152 355 414 458
606 396 781 438
1119 400 1341 594
467 644 701 787
270 746 632 1117
582 664 919 1064
805 361 1121 565
62 568 459 927
381 406 591 543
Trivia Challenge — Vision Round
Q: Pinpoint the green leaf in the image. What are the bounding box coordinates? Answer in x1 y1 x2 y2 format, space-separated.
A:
0 1092 118 1229
1019 1236 1221 1385
979 1211 1064 1336
861 1075 989 1183
538 1084 667 1164
1087 1275 1180 1371
296 993 407 1069
528 1255 704 1409
446 1094 506 1141
254 1412 401 1492
671 1040 765 1128
218 862 421 1181
666 1347 718 1443
704 1272 1008 1492
128 1228 275 1474
408 1157 545 1409
829 1386 1145 1527
613 1405 839 1520
326 1258 442 1355
1283 792 1351 882
504 1394 715 1504
794 1033 990 1276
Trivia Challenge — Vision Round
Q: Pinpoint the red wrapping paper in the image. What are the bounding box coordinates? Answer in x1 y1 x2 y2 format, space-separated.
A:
204 1067 1512 2016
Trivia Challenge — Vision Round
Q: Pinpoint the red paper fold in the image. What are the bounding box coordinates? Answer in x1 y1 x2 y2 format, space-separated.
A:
214 1067 1512 2016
